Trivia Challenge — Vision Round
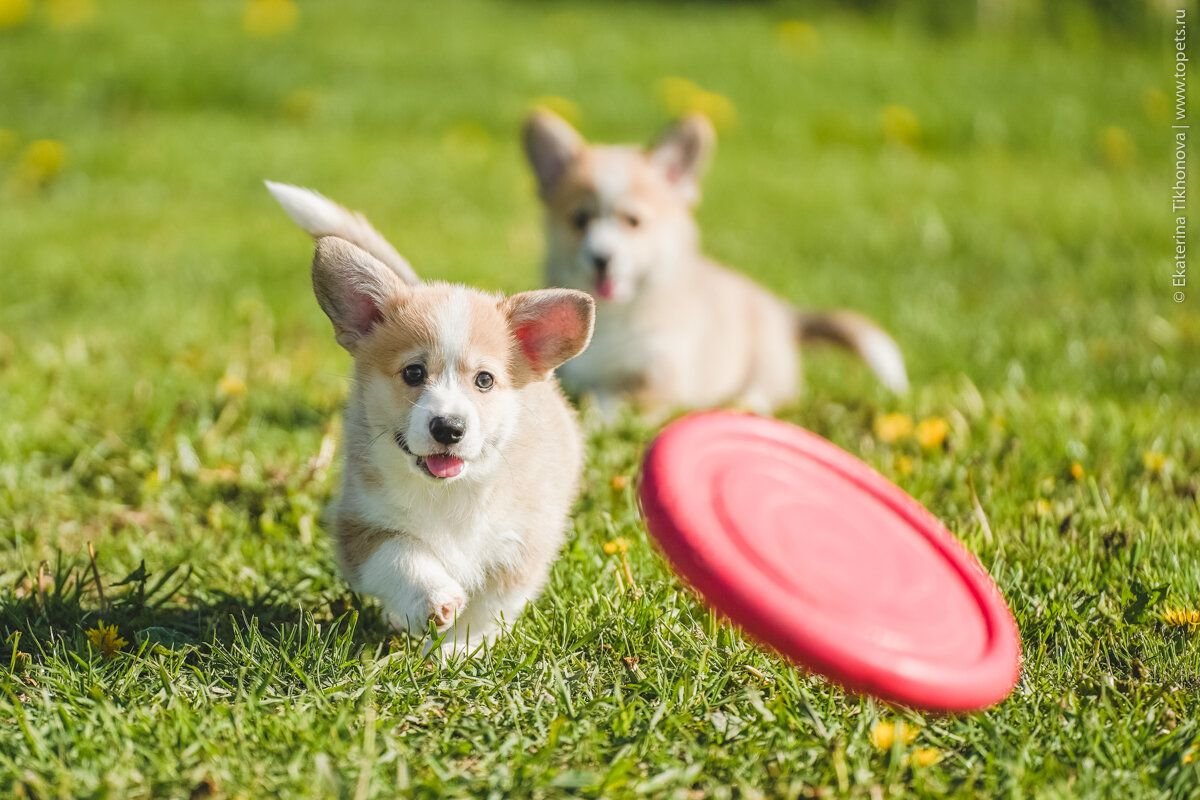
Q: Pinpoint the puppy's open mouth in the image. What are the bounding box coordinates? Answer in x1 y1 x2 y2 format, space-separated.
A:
418 453 465 479
395 433 466 480
595 276 616 300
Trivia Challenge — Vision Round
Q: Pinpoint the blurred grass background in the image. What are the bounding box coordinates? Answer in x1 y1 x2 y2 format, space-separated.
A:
1 1 1193 400
1 1 1198 797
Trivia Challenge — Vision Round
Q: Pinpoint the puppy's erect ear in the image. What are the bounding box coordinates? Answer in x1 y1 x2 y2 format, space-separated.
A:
522 109 585 199
503 289 595 383
648 114 716 205
311 236 407 352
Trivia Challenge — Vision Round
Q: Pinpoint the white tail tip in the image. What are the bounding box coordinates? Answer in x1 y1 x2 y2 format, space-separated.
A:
264 180 345 238
861 329 910 394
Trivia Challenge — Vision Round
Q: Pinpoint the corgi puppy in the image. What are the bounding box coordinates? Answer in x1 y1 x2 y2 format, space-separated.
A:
522 110 909 416
266 181 595 654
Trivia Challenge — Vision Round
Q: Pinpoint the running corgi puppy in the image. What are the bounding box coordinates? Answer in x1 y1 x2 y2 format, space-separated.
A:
266 181 595 654
522 110 908 416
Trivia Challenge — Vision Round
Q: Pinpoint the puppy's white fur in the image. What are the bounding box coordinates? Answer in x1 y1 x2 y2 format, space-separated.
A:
268 182 594 654
523 111 909 416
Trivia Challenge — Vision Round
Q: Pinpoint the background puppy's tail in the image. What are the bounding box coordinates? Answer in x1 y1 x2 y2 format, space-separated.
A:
264 180 420 285
796 309 910 393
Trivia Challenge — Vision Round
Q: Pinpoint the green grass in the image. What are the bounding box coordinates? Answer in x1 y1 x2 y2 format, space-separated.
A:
1 1 1198 797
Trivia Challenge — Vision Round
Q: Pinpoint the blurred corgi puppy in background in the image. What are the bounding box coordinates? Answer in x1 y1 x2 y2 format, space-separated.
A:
267 181 594 655
522 110 908 416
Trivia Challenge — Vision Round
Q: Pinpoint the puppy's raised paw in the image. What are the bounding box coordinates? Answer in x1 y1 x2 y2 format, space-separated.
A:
428 590 467 631
381 583 466 635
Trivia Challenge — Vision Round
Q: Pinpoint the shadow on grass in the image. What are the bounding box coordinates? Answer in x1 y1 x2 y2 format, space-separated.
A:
0 556 396 666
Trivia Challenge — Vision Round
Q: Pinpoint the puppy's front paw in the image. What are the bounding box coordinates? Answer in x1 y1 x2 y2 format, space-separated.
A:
428 589 467 631
383 584 465 635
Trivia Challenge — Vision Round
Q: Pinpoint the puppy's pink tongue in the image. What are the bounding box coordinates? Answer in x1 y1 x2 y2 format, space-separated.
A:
595 277 616 300
423 454 464 479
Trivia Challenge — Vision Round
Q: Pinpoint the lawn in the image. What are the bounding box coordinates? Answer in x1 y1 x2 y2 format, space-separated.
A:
1 1 1198 797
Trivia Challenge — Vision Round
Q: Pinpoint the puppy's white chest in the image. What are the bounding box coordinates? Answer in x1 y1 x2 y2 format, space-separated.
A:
348 475 524 588
401 500 523 586
422 515 524 588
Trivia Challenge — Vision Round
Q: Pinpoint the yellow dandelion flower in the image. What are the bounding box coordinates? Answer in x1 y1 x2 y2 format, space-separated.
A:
911 747 942 767
660 77 700 113
14 139 67 188
530 96 581 127
610 474 629 491
29 139 68 171
870 720 919 751
915 417 949 451
895 455 914 477
243 0 297 38
602 537 629 556
1035 498 1054 517
1185 748 1196 765
1162 608 1200 628
0 0 31 29
873 412 913 444
1069 462 1084 481
1099 126 1134 168
85 621 128 659
142 468 162 497
1142 451 1168 474
48 0 96 29
216 369 247 399
881 104 921 148
692 92 736 132
775 20 821 56
658 77 737 131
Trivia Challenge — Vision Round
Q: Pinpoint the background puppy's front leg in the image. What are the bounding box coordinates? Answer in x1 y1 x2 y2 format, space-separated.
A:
355 537 467 636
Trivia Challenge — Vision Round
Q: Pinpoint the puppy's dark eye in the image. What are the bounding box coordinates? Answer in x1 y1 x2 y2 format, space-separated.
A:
622 213 640 228
571 210 590 231
474 371 495 392
401 364 426 386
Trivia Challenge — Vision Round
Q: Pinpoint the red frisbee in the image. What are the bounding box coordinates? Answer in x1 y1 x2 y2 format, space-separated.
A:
638 412 1020 712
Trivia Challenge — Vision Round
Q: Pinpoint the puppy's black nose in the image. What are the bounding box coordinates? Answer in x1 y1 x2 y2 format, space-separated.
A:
591 253 610 273
429 415 466 445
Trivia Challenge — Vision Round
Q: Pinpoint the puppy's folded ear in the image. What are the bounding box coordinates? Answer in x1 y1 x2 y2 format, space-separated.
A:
523 109 585 199
503 289 595 383
649 114 716 205
312 236 407 352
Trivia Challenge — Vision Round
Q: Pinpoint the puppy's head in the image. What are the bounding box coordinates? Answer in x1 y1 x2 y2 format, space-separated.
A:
313 237 594 484
523 110 715 305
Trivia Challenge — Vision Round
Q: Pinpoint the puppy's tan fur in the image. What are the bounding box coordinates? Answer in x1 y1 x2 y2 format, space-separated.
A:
523 111 909 416
267 182 594 654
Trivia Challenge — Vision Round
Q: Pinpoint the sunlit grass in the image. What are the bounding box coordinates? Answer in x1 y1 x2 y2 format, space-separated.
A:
0 1 1197 797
